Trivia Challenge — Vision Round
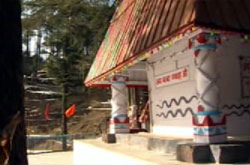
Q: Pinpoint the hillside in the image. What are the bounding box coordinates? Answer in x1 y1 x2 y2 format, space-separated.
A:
24 71 111 136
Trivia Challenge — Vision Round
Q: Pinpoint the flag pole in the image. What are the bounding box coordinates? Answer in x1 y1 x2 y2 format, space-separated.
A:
61 84 68 150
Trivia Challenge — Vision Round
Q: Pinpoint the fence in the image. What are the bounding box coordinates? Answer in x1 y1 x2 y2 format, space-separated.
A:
25 107 111 154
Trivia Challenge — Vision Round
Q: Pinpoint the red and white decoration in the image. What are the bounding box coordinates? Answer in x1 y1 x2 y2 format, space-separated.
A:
190 33 227 143
109 75 130 133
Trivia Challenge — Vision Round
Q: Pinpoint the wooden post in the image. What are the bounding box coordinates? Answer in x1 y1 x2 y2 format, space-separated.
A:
61 82 68 150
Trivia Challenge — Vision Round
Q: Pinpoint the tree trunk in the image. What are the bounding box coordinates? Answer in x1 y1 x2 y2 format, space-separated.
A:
0 0 28 165
34 29 42 78
26 32 30 57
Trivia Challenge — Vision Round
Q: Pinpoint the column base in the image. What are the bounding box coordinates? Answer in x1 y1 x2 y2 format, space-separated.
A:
194 134 227 144
109 115 129 134
177 142 250 163
109 124 130 134
102 133 116 143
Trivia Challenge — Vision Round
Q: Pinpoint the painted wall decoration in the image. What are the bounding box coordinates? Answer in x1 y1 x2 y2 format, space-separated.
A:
156 96 197 118
222 103 250 117
156 107 195 118
193 111 227 137
189 32 227 143
225 109 250 117
146 34 197 137
156 96 198 109
223 103 250 110
147 30 250 137
216 35 250 136
155 67 189 88
110 75 129 133
222 103 250 136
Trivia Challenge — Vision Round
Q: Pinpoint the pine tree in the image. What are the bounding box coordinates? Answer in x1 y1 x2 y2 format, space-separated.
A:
22 0 115 149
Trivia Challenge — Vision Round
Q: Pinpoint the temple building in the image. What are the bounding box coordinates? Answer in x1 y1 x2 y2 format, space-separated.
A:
85 0 250 163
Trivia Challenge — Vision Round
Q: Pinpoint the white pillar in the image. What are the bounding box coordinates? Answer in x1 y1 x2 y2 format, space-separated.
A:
109 75 129 134
189 32 227 143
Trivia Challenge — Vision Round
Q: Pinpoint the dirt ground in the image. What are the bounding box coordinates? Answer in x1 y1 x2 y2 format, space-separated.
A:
25 87 112 136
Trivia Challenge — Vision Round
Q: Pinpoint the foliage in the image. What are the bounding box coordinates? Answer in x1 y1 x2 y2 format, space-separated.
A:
22 0 115 90
23 55 44 76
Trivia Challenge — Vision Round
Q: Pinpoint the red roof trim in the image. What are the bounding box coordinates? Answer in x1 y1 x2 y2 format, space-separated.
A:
90 83 148 89
85 23 195 87
86 0 250 87
85 23 250 87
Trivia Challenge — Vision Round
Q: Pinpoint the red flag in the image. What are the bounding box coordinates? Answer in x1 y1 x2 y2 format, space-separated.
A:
65 104 76 118
44 103 50 120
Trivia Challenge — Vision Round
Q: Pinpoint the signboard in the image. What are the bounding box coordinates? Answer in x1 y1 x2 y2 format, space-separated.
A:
241 57 250 77
155 67 189 88
240 57 250 97
242 78 250 97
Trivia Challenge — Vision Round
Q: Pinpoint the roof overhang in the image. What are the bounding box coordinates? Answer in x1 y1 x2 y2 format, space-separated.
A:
85 0 250 87
90 80 148 88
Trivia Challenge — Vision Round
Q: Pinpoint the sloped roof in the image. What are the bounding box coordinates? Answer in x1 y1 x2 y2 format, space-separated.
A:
85 0 250 86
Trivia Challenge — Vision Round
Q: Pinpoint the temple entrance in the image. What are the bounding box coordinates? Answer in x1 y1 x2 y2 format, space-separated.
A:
127 88 149 132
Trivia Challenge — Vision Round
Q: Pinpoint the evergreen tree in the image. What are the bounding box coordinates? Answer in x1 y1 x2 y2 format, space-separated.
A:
22 0 115 149
23 0 114 84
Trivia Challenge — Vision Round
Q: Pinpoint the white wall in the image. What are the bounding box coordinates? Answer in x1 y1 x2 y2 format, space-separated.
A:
147 36 197 138
147 32 250 138
217 35 250 137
